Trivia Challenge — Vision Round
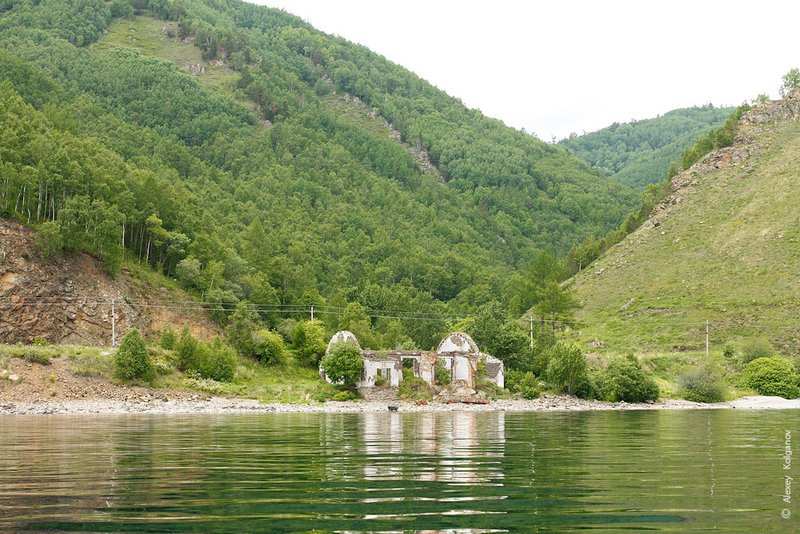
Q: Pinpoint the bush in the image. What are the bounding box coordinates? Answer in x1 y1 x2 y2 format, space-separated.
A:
508 371 540 399
252 329 288 365
740 337 774 365
292 320 327 367
743 357 799 398
597 354 659 402
160 326 176 350
114 329 155 383
191 342 211 376
573 371 599 400
201 337 237 382
19 348 53 365
545 343 587 396
722 343 736 359
476 379 507 399
678 362 727 402
175 326 199 371
402 366 415 381
398 376 433 401
434 360 451 386
320 340 363 387
332 390 359 401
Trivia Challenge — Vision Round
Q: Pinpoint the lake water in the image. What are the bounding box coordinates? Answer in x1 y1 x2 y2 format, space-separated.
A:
0 410 797 533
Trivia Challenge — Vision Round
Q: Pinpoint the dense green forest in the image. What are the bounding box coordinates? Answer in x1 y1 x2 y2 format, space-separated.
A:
558 106 733 189
0 0 645 351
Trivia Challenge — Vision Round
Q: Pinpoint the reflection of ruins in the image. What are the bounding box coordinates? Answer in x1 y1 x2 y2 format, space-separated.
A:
321 331 504 391
355 411 506 484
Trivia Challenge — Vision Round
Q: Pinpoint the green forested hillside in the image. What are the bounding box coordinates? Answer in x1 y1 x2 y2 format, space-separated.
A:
0 0 640 349
559 106 733 189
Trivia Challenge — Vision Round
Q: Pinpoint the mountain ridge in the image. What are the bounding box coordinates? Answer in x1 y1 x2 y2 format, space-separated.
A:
559 105 734 189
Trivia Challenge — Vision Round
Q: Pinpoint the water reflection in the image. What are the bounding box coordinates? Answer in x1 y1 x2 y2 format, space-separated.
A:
0 410 796 533
356 412 505 486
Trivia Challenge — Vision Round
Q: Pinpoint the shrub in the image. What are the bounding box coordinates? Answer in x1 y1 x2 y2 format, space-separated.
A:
201 337 237 382
398 376 433 401
517 371 541 399
476 379 507 399
545 343 587 396
402 366 415 381
678 362 727 402
175 326 199 371
252 329 288 365
434 360 452 386
332 390 359 401
740 337 774 365
597 354 659 402
743 357 799 398
722 343 736 359
320 340 363 388
160 326 176 350
573 371 599 400
21 348 52 365
151 353 173 375
114 329 155 383
292 320 327 367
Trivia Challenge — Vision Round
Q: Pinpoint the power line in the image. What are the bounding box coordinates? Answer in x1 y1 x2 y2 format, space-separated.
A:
1 296 799 330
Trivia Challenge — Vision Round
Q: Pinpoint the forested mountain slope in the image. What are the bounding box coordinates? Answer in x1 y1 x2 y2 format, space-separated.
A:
564 93 800 356
559 106 733 189
0 0 639 349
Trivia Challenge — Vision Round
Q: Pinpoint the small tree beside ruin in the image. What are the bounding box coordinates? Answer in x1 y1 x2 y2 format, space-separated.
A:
320 340 363 389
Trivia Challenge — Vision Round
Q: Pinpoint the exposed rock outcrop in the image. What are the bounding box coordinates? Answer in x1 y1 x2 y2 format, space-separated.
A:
0 219 137 345
0 218 217 345
741 88 800 125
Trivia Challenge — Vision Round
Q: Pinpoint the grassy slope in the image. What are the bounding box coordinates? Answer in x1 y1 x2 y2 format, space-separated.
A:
90 16 237 93
564 116 800 357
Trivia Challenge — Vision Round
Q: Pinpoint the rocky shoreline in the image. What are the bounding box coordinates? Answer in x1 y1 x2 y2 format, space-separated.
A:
3 356 800 415
2 394 799 416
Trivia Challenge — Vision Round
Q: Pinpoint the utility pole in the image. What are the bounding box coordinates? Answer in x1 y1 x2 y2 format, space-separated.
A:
706 319 709 359
111 299 116 348
310 305 314 322
530 313 534 349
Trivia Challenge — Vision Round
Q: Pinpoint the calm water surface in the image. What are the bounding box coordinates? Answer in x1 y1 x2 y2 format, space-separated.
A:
0 410 797 532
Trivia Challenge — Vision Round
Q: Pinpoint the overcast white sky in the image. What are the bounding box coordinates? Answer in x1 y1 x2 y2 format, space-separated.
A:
249 0 800 140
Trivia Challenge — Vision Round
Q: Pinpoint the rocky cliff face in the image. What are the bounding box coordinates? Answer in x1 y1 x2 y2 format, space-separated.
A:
0 218 217 345
741 88 800 125
0 218 138 345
